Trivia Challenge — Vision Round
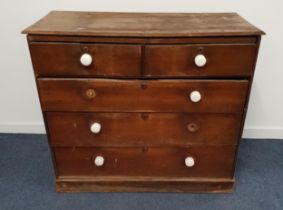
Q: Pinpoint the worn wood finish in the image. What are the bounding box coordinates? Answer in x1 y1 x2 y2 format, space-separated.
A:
38 79 249 113
47 112 242 147
29 43 141 77
22 11 264 37
29 41 257 78
144 44 257 78
56 177 235 193
231 37 263 176
28 35 257 44
54 146 235 178
23 12 264 193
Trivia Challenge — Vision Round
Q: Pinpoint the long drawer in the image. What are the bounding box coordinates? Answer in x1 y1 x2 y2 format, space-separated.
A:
38 79 249 113
47 112 242 146
54 146 235 178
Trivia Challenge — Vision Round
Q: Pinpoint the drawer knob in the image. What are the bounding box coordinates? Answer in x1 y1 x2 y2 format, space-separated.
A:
187 123 199 132
194 54 207 67
185 156 195 167
90 122 102 134
190 91 202 103
80 53 93 66
94 156 104 167
86 89 96 99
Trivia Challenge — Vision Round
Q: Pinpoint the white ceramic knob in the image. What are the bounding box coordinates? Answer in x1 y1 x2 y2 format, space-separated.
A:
94 156 104 167
185 156 195 167
190 91 202 103
80 53 92 66
90 122 102 134
194 54 207 67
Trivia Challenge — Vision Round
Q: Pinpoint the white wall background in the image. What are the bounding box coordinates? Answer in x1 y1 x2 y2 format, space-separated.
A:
0 0 282 138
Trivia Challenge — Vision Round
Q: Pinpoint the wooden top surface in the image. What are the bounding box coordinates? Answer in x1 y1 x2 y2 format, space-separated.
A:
22 11 264 37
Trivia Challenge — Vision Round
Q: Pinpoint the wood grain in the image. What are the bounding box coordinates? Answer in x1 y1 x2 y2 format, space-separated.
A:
37 79 249 113
29 43 141 77
28 35 257 44
47 112 242 146
56 177 235 193
23 11 264 193
54 146 235 178
29 41 257 78
144 44 257 77
22 11 264 37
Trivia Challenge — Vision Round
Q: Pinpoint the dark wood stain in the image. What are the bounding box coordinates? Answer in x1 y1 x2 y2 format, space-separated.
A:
37 79 249 113
47 112 242 147
56 177 235 193
144 44 257 77
29 43 141 77
22 11 265 37
54 146 235 178
23 11 264 193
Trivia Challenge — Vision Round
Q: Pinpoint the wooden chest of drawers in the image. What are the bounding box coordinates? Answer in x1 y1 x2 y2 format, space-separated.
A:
23 11 264 193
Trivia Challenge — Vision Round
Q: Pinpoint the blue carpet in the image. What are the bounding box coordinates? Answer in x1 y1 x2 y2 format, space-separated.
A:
0 134 282 210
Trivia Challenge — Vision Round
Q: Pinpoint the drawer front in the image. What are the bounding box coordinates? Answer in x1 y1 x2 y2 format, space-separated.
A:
54 146 235 178
47 112 242 146
38 79 248 113
29 43 141 77
144 44 256 77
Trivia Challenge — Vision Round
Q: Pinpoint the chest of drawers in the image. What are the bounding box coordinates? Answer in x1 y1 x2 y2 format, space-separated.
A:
23 11 264 193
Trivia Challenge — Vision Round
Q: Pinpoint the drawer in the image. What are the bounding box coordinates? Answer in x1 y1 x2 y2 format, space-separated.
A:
38 79 249 113
144 44 257 77
54 146 235 178
47 112 242 146
29 43 141 77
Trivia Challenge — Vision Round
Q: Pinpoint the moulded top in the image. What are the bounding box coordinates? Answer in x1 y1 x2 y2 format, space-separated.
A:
22 11 265 37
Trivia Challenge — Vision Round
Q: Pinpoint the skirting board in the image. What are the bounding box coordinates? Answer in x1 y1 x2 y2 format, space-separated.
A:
242 127 283 139
0 122 46 134
0 122 283 139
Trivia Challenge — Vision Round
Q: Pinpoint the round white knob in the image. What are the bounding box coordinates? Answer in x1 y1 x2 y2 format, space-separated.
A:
90 122 102 134
194 54 207 67
80 53 92 66
190 91 202 103
94 156 104 167
185 156 195 167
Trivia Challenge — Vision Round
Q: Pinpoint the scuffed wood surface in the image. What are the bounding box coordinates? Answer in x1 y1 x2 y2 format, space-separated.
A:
23 11 264 37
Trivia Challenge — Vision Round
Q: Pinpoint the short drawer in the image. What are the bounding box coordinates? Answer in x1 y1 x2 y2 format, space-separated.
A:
47 112 242 146
29 43 141 77
144 44 257 77
54 146 235 178
38 79 249 113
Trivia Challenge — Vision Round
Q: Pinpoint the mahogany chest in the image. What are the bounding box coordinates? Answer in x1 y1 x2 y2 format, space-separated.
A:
23 11 264 192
